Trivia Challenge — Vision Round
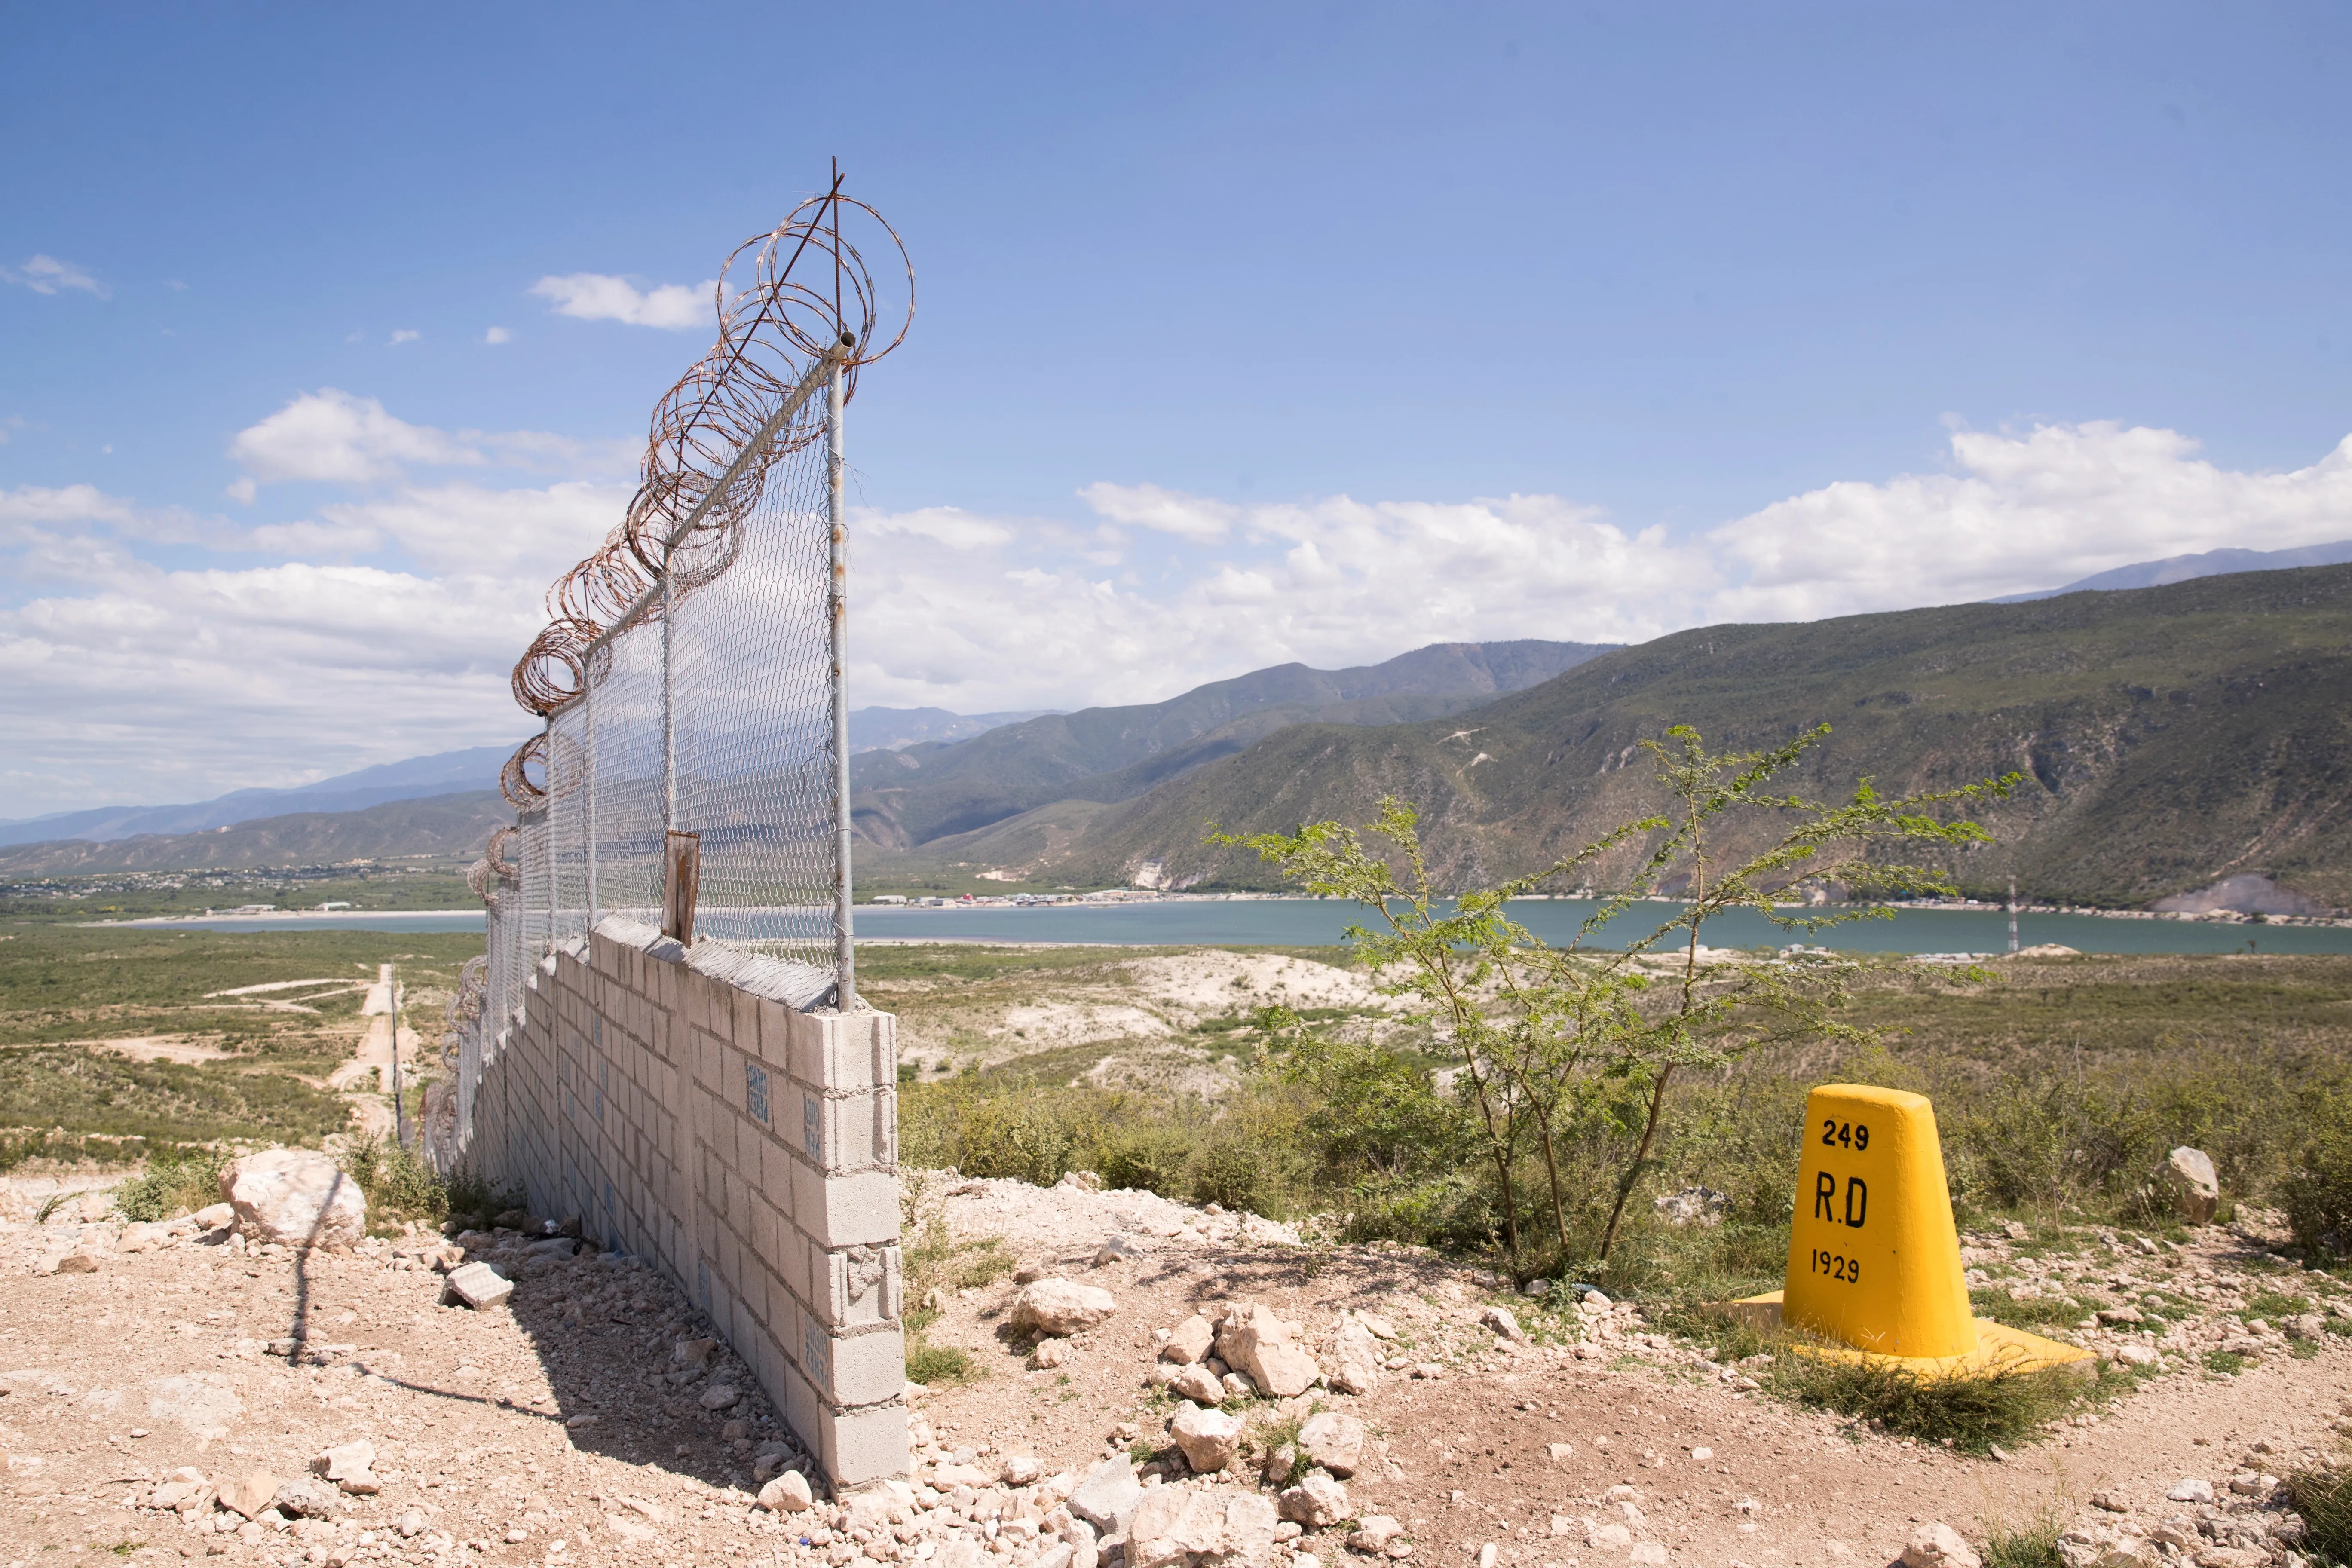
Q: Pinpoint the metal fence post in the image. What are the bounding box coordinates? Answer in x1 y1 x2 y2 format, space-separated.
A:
828 348 855 1010
541 722 557 956
662 571 677 834
585 673 598 934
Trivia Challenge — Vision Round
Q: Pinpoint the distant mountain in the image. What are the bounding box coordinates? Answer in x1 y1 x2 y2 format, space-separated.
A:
1992 539 2352 602
847 707 1063 753
0 791 512 877
0 744 519 848
850 640 1620 849
958 563 2352 911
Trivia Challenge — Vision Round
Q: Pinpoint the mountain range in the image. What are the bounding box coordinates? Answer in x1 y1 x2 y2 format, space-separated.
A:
7 544 2350 906
0 640 1611 878
1994 538 2352 601
901 562 2352 910
851 639 1617 848
0 745 519 848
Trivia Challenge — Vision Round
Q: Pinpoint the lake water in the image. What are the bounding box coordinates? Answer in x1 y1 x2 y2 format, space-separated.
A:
113 900 2352 955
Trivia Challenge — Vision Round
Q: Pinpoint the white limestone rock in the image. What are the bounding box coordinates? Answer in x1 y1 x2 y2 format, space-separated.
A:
1278 1470 1350 1529
1903 1523 1984 1568
1013 1278 1119 1336
2155 1148 2220 1225
1129 1487 1279 1567
757 1471 814 1512
1170 1363 1226 1404
1069 1456 1143 1537
1324 1320 1383 1396
1170 1404 1246 1473
1215 1305 1319 1398
220 1150 366 1249
1162 1314 1216 1365
1297 1412 1365 1478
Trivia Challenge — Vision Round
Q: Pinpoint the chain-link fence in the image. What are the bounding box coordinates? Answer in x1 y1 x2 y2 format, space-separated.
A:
444 187 912 1169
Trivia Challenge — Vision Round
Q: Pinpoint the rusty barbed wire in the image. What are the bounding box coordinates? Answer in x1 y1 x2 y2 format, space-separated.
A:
499 733 548 810
446 955 488 1025
499 183 911 799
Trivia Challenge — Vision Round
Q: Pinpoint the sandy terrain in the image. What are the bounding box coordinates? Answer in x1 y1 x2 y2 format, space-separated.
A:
3 1165 2338 1568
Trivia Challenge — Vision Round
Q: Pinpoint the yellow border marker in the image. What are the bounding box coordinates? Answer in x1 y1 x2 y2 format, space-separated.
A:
1728 1084 2092 1378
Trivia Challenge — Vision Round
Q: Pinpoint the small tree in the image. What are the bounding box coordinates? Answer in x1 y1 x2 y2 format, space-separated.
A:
1217 724 2014 1277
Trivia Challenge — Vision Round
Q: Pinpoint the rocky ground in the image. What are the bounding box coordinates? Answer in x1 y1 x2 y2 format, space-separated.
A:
4 1167 2348 1568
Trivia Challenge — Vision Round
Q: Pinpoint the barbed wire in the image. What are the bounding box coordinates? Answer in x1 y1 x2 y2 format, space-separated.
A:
502 186 913 788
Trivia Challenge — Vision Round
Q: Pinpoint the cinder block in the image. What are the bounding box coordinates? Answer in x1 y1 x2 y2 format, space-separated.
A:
778 1357 821 1453
749 1191 780 1266
820 1401 910 1489
827 1323 908 1407
786 1009 891 1095
755 998 795 1069
760 1134 799 1215
819 1241 901 1328
800 1089 892 1174
791 1165 899 1250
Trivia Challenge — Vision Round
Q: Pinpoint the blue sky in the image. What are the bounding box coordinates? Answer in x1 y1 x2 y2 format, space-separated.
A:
6 3 2352 818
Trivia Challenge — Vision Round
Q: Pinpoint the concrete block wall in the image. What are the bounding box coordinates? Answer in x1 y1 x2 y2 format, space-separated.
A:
459 917 906 1488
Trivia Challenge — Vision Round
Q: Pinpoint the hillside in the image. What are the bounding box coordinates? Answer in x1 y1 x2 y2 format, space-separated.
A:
959 564 2352 909
0 743 516 848
851 638 1616 847
0 791 511 876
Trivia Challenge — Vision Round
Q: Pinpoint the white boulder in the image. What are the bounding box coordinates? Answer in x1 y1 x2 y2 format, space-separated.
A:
1162 1314 1216 1365
1129 1487 1278 1568
1170 1363 1226 1404
1170 1403 1247 1472
1298 1412 1365 1478
756 1471 814 1512
1278 1470 1351 1529
1902 1523 1983 1568
1068 1456 1143 1537
1324 1319 1383 1396
221 1149 366 1249
1013 1278 1119 1336
2155 1148 2220 1224
1215 1304 1320 1398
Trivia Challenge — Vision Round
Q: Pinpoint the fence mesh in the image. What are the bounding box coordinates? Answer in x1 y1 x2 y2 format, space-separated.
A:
445 190 912 1167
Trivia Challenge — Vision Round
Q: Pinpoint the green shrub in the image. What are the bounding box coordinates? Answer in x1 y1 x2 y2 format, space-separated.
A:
1188 1140 1268 1213
2288 1466 2352 1565
1096 1129 1193 1197
2280 1098 2352 1256
1981 1516 2064 1568
902 1087 1077 1186
340 1135 450 1225
113 1147 230 1222
1773 1354 2065 1453
906 1342 975 1385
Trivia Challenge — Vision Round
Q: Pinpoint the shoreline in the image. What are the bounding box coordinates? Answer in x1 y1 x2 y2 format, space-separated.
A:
84 891 2352 932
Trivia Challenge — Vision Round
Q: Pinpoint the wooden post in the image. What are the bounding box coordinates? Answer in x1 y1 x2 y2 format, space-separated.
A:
663 831 701 946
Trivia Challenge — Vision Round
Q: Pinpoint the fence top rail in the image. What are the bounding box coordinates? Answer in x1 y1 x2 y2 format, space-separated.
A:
542 340 849 722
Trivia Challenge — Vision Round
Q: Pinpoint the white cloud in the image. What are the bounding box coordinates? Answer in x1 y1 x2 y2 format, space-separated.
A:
2 254 107 298
485 326 512 345
847 422 2352 713
228 389 481 487
12 404 2352 819
388 328 420 346
0 473 624 813
1075 481 1238 542
530 272 713 329
851 487 1698 712
1704 421 2352 622
224 389 632 492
